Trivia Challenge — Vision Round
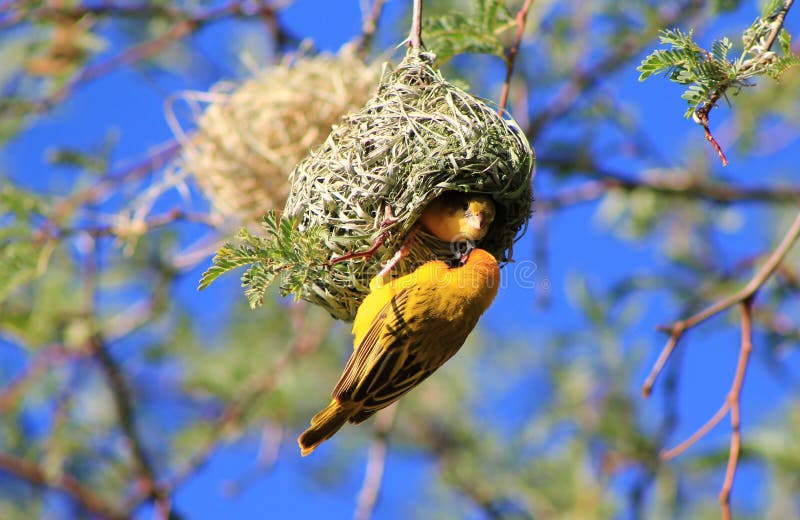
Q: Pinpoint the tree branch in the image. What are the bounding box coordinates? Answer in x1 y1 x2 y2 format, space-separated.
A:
0 453 126 520
89 333 171 516
536 165 800 213
656 299 754 520
498 0 534 115
642 210 800 395
408 0 423 51
719 299 754 520
354 403 397 520
35 208 220 243
661 400 730 460
356 0 387 53
693 110 729 167
141 302 328 511
21 1 287 110
79 240 171 517
37 139 182 240
0 345 78 412
527 0 704 138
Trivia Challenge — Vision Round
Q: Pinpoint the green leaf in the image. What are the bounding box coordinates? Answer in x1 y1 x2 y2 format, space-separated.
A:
476 0 513 30
0 183 53 301
197 241 263 291
46 148 107 172
712 0 743 13
0 241 47 303
760 0 784 19
658 28 699 50
640 14 795 121
241 263 278 308
424 0 515 62
1 183 46 218
198 211 331 309
711 37 732 62
638 30 706 82
766 54 800 79
778 28 792 55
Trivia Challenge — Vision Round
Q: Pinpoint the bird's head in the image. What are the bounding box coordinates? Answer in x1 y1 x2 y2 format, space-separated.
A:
459 194 496 241
420 191 496 243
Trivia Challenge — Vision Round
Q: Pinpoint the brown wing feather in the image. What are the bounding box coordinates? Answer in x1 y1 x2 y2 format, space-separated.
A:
332 288 413 400
336 283 473 419
332 253 491 419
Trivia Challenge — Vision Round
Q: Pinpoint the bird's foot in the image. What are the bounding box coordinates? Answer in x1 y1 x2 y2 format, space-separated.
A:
329 205 399 266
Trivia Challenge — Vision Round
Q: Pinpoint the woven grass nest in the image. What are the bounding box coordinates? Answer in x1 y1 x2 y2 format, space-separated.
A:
283 50 534 321
180 49 381 224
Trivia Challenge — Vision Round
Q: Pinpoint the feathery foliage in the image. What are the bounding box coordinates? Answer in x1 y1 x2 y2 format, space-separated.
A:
423 0 515 62
638 0 799 117
0 183 52 303
199 211 330 308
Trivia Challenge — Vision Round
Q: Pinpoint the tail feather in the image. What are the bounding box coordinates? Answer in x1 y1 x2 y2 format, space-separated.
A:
298 399 357 456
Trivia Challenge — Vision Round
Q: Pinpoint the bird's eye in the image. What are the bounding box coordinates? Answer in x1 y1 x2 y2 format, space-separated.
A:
461 201 469 211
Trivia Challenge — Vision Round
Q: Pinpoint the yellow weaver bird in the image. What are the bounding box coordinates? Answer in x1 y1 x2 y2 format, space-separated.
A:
298 247 500 456
419 191 496 242
373 191 497 282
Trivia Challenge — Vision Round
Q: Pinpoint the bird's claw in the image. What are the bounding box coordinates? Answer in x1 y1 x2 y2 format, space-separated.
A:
329 204 400 266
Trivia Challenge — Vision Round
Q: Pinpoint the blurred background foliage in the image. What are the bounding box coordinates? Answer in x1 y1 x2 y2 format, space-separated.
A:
1 0 799 518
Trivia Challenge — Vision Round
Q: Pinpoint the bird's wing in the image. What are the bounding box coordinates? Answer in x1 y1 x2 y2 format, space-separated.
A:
333 283 464 417
333 286 420 402
350 335 439 412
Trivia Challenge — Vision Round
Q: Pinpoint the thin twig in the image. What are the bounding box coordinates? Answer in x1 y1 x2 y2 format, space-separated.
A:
356 0 387 53
222 424 284 497
694 109 729 166
0 345 78 412
642 210 800 395
642 330 683 398
408 0 423 51
629 335 683 515
89 334 174 517
22 1 285 109
142 303 328 511
719 299 754 519
657 299 755 519
330 205 400 265
42 367 77 469
354 404 398 520
35 208 219 243
38 139 182 239
661 401 730 459
41 20 195 109
527 0 704 138
1 3 181 28
536 158 800 211
3 1 295 48
0 453 126 520
80 239 170 517
498 0 534 115
764 0 796 49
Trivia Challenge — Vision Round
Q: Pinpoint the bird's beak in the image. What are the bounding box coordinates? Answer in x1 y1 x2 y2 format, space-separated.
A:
453 240 475 264
465 214 485 232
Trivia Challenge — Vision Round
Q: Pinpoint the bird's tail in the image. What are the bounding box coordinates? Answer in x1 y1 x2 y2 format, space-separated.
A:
298 399 357 456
